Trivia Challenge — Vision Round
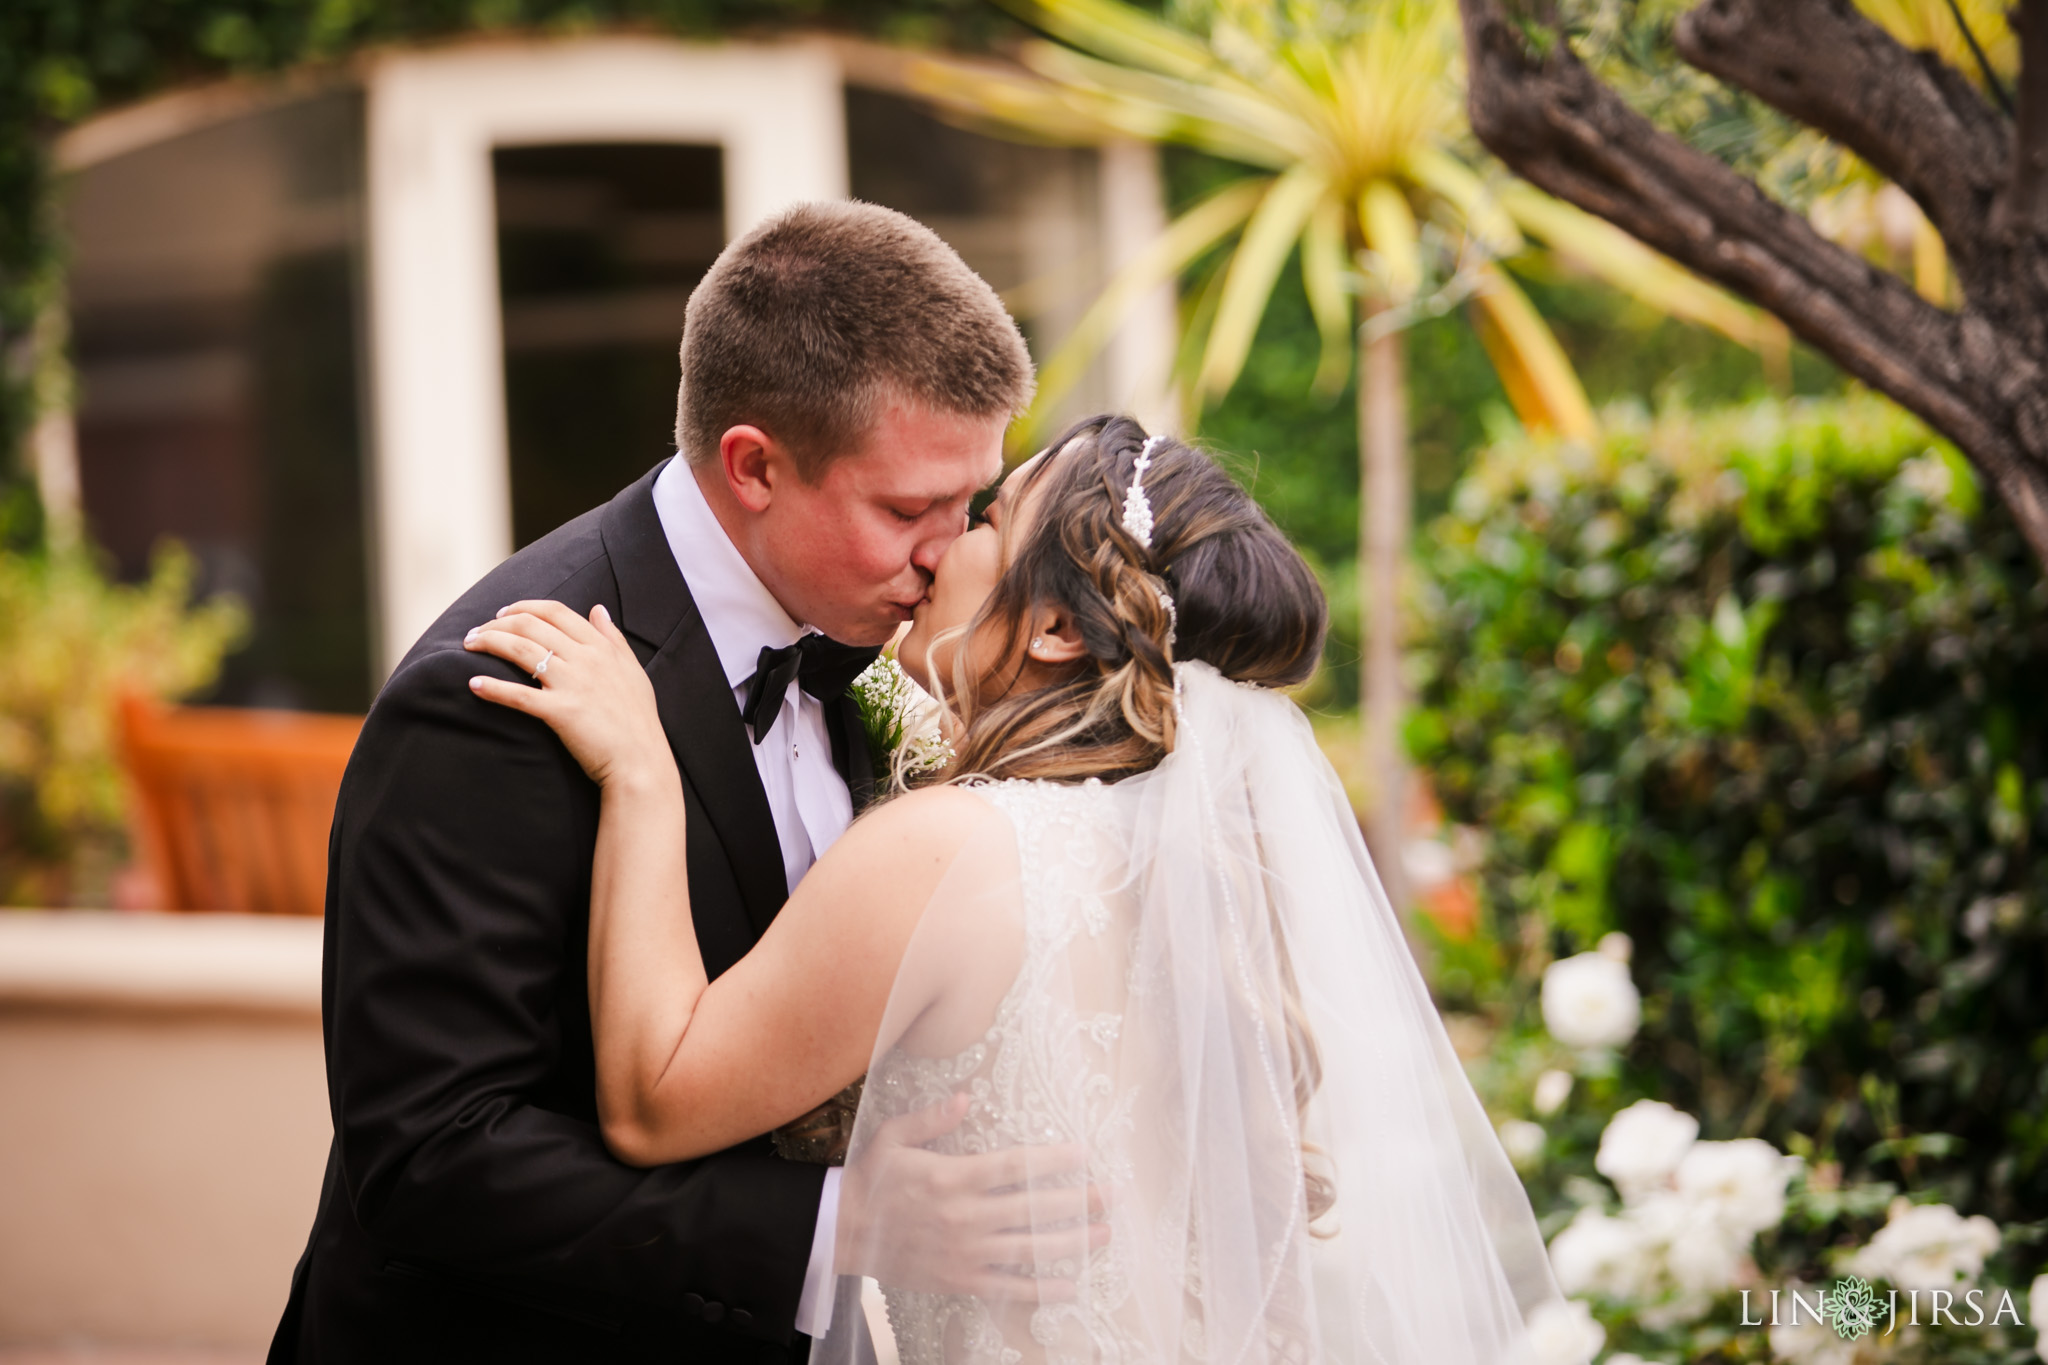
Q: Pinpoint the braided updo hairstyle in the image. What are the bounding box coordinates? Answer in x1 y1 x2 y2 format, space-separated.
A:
928 413 1335 1228
937 413 1326 787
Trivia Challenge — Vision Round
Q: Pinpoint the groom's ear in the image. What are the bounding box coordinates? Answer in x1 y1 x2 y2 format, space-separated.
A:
718 424 787 513
1025 607 1089 667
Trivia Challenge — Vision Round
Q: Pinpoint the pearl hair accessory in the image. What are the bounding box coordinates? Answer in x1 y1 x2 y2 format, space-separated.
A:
1119 434 1179 652
1122 434 1168 550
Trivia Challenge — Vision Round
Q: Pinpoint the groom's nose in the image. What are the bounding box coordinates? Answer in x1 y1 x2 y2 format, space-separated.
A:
909 527 954 578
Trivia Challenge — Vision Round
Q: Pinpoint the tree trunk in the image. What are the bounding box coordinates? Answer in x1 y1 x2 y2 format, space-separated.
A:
1359 304 1410 912
1456 0 2048 573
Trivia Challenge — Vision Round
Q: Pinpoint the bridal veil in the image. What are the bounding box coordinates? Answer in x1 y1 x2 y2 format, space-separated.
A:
817 661 1561 1364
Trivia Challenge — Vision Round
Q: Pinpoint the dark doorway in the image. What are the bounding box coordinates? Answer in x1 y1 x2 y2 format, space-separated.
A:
494 142 725 548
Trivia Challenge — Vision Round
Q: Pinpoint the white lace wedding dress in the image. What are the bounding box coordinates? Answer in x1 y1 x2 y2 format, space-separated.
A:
866 778 1146 1365
820 664 1562 1365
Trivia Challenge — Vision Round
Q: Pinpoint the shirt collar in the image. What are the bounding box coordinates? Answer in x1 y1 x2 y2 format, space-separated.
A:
651 456 812 692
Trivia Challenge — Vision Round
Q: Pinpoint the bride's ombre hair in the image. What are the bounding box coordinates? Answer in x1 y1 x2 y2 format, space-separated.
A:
929 414 1326 788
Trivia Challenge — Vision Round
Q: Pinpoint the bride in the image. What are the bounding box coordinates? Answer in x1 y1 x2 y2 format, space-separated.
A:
463 415 1563 1364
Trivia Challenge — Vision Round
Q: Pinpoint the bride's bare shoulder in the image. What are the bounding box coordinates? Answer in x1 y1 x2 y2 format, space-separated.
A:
788 784 1009 928
843 783 1009 860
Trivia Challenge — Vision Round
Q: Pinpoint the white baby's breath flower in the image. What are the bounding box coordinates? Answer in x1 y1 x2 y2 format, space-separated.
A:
1548 1207 1650 1300
1674 1138 1794 1240
1533 1068 1574 1117
1521 1298 1605 1365
1595 1100 1698 1204
1500 1118 1547 1170
1846 1198 2001 1292
1542 952 1642 1050
851 656 950 780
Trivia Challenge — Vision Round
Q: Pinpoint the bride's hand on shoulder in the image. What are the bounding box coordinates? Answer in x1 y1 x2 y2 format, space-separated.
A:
464 600 669 790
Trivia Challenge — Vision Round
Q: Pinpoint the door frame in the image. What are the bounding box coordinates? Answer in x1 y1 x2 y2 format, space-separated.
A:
363 36 848 674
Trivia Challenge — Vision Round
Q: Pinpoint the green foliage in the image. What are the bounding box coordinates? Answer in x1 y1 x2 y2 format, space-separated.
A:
0 536 245 905
1413 393 2048 1221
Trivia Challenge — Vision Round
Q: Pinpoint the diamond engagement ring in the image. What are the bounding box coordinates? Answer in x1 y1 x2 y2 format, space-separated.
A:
533 649 553 678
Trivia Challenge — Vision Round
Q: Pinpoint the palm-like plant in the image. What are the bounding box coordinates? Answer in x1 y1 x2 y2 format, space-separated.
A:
918 0 1782 898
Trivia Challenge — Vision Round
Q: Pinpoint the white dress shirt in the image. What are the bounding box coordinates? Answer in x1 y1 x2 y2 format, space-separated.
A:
651 456 848 1338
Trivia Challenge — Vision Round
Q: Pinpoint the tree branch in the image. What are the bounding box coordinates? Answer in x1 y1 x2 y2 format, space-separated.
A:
1674 0 2008 288
2002 0 2048 238
1457 0 2048 567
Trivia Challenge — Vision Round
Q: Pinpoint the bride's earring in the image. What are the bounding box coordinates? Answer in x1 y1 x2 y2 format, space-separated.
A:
1030 636 1044 655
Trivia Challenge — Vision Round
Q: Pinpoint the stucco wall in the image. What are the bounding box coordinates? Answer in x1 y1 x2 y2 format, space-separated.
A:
0 914 327 1350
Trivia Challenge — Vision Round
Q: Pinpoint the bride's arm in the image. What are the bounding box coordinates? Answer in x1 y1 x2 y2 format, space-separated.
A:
464 599 985 1165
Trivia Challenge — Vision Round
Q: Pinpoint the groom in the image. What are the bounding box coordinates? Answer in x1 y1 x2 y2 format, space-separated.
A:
270 202 1035 1363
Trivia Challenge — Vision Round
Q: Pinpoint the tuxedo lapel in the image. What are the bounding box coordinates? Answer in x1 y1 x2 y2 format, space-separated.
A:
827 694 877 814
600 463 789 932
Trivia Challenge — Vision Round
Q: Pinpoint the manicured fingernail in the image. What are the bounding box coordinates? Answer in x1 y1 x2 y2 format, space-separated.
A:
496 606 510 618
465 627 480 644
469 677 485 691
592 604 611 625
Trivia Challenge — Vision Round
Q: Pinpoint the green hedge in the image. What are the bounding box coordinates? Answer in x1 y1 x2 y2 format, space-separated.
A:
1412 392 2048 1222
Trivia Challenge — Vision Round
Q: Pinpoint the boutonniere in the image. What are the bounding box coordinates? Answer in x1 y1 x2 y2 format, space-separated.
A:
848 655 951 789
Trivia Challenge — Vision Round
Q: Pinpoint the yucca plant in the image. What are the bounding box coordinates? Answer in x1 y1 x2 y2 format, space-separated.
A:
917 0 1782 899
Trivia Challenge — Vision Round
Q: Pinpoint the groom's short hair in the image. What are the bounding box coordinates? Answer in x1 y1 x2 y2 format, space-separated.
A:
676 201 1034 479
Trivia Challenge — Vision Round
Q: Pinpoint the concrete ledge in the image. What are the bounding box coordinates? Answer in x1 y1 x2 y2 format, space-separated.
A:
0 912 329 1349
0 912 322 1016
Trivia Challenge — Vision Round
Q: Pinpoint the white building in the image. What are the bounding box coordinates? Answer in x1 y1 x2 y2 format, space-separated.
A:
47 34 1174 711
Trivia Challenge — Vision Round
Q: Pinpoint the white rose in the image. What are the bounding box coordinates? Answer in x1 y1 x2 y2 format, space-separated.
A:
1542 952 1641 1050
1548 1207 1649 1300
1768 1309 1858 1365
1595 1100 1698 1203
1663 1224 1747 1299
1636 1290 1715 1331
1845 1199 2002 1292
1627 1190 1746 1298
1522 1298 1605 1365
1533 1068 1574 1117
1674 1138 1793 1240
1501 1118 1547 1170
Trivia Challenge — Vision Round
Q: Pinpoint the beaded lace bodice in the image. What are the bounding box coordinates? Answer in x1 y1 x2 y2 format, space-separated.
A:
865 778 1145 1365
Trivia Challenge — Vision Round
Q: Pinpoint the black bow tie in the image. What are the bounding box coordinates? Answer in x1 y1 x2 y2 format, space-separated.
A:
740 636 881 745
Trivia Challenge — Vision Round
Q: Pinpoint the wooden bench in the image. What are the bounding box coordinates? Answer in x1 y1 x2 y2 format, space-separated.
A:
117 696 362 916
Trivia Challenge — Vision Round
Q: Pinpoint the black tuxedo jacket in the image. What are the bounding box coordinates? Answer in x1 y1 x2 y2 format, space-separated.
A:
270 463 873 1363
